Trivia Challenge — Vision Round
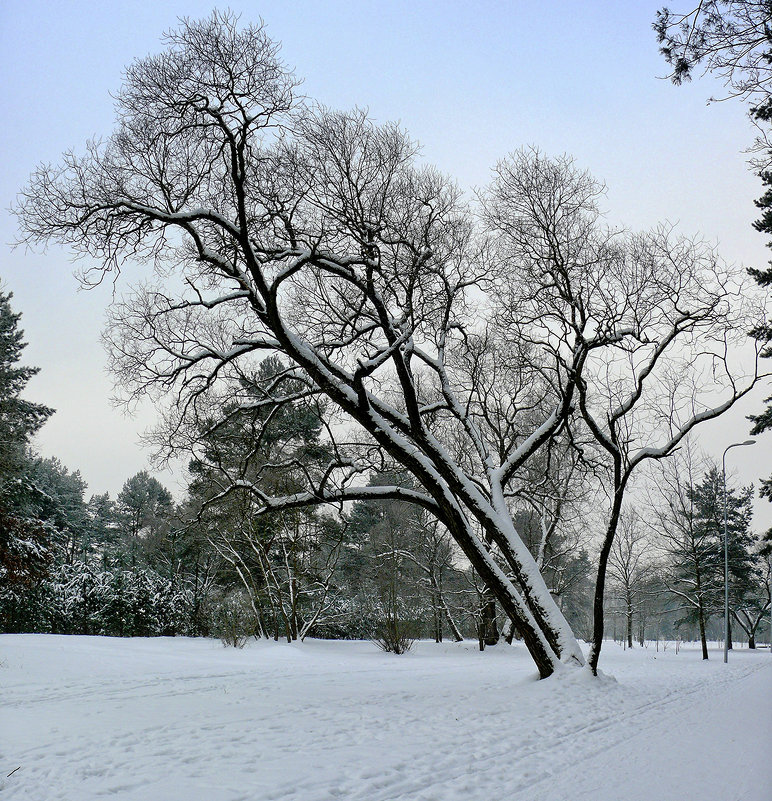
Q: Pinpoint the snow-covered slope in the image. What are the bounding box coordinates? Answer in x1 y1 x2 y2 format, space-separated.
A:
2 635 770 800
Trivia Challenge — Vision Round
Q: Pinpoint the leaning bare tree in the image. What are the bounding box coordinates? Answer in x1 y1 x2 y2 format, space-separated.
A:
481 150 767 672
15 12 764 677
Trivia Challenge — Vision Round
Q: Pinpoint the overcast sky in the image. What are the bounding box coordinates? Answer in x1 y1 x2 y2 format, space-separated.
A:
1 0 771 524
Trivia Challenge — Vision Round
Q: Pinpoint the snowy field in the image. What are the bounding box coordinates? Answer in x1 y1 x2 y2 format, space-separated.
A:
2 635 770 801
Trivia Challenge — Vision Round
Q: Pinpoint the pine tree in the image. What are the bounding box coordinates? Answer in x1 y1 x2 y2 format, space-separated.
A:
0 290 55 586
749 160 772 569
666 466 758 655
25 456 89 564
114 471 174 567
186 357 350 642
86 492 116 565
0 290 53 481
692 468 757 612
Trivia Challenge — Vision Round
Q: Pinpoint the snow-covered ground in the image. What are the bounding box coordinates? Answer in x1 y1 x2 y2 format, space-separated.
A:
2 635 770 801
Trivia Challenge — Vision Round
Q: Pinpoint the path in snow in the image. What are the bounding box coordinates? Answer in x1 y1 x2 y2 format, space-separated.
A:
1 635 770 801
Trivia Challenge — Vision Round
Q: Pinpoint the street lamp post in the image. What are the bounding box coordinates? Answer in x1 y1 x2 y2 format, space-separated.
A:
722 439 756 664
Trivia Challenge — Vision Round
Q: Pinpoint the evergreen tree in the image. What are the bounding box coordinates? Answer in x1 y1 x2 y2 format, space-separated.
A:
86 492 117 564
114 471 173 567
24 456 89 564
0 290 55 587
347 470 427 645
691 468 757 612
749 49 772 568
750 182 772 436
187 357 345 641
655 3 772 543
665 466 759 655
345 469 468 646
0 290 53 481
116 471 173 539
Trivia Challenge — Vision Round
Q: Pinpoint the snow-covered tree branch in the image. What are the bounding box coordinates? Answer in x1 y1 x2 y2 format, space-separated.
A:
15 12 767 677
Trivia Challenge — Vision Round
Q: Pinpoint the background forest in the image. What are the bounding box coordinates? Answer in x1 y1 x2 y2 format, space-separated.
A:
2 289 769 653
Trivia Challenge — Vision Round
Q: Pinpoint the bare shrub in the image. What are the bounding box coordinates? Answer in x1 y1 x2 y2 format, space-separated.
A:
373 613 415 655
210 590 256 648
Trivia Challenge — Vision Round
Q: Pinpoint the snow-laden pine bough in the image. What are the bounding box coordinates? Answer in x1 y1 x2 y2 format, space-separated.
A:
15 12 768 677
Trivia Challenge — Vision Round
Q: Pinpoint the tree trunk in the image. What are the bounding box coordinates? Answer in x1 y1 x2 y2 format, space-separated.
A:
481 590 499 646
481 490 584 673
440 596 463 643
500 617 516 645
432 591 442 643
626 591 633 649
698 602 709 660
434 497 569 677
303 389 583 676
589 479 625 674
429 572 462 642
256 606 269 640
289 577 299 641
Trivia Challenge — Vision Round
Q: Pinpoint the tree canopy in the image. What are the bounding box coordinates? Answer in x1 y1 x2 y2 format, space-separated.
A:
655 1 772 115
14 11 767 676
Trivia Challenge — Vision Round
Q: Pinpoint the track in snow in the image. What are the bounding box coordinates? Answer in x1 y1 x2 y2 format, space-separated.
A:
2 635 770 801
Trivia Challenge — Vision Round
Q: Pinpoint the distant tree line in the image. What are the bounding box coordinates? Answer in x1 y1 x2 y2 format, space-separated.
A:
1 288 769 653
